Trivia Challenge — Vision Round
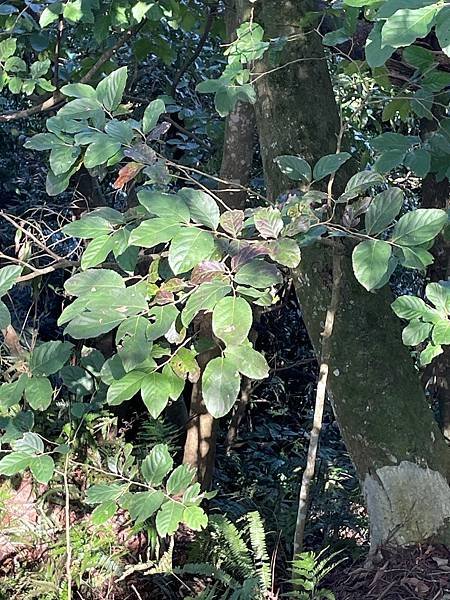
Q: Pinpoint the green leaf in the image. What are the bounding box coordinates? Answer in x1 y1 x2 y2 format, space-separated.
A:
107 371 147 406
64 269 124 296
365 188 403 235
129 218 181 248
29 341 73 376
84 139 122 168
0 301 10 329
397 246 434 270
182 281 231 327
156 499 184 537
61 83 97 99
24 376 53 411
12 432 44 454
234 260 282 289
352 240 392 291
128 491 164 524
141 443 173 486
105 119 134 144
166 464 195 495
365 22 395 68
202 356 241 418
391 209 447 246
64 310 125 338
168 228 215 275
92 500 116 525
268 238 301 268
142 99 166 134
49 144 80 176
420 343 443 366
0 265 22 295
162 364 185 400
381 5 439 49
138 190 190 223
313 152 351 181
81 235 114 269
147 305 179 341
432 319 450 345
46 168 74 196
30 455 54 484
402 319 432 345
339 170 385 202
392 295 431 320
59 97 102 119
178 188 220 230
96 66 128 111
426 282 450 314
183 505 208 531
140 372 171 419
0 376 26 408
0 37 16 61
275 155 311 183
404 148 431 177
24 133 63 151
374 149 405 173
86 483 125 504
0 452 31 476
169 348 200 383
254 207 284 239
212 296 252 346
63 216 113 239
225 344 269 380
403 46 436 72
436 6 450 56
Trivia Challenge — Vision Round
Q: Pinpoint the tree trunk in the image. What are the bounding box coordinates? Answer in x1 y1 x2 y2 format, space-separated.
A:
421 175 450 439
254 0 450 549
182 0 255 488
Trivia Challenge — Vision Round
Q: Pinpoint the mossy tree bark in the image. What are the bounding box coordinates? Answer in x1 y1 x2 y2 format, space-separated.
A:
254 0 450 549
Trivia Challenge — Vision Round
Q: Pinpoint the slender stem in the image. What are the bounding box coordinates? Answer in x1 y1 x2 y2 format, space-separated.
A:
63 451 72 600
292 248 342 558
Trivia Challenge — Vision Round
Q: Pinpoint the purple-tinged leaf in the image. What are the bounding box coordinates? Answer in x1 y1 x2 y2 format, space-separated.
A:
254 207 284 239
220 210 245 237
231 244 268 272
191 261 227 285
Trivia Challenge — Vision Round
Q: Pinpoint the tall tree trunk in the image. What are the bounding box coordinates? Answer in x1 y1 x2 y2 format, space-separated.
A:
182 0 255 488
421 176 450 439
254 0 450 549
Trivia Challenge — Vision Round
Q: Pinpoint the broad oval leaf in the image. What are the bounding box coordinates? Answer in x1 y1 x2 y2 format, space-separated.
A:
432 319 450 345
202 356 241 418
0 265 22 295
275 155 311 183
268 238 301 268
182 281 231 327
96 66 127 111
128 490 164 524
155 499 184 537
381 5 439 49
24 376 53 411
391 209 447 246
64 269 125 296
141 443 173 486
365 188 403 235
234 260 282 289
254 207 284 239
178 188 220 230
166 464 195 496
183 505 208 531
107 371 147 406
63 216 112 239
392 295 430 320
30 455 54 484
352 240 392 291
143 98 166 134
0 452 31 476
29 341 73 376
402 319 432 346
140 372 171 419
313 152 351 181
138 190 190 223
81 235 114 270
212 296 252 346
168 228 215 275
129 218 181 248
225 344 269 380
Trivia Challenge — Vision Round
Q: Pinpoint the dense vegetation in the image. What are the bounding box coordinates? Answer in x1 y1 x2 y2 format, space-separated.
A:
0 0 450 597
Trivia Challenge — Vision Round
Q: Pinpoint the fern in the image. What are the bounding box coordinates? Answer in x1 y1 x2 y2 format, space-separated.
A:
243 511 272 593
178 511 272 599
284 547 345 600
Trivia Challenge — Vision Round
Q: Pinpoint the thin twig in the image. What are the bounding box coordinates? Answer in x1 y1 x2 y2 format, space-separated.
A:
63 451 72 600
293 248 343 557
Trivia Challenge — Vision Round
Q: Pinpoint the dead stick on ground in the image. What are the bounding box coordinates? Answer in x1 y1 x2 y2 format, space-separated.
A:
292 248 343 558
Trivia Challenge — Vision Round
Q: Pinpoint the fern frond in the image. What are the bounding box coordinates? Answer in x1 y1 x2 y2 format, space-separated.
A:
210 515 254 581
244 511 272 593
